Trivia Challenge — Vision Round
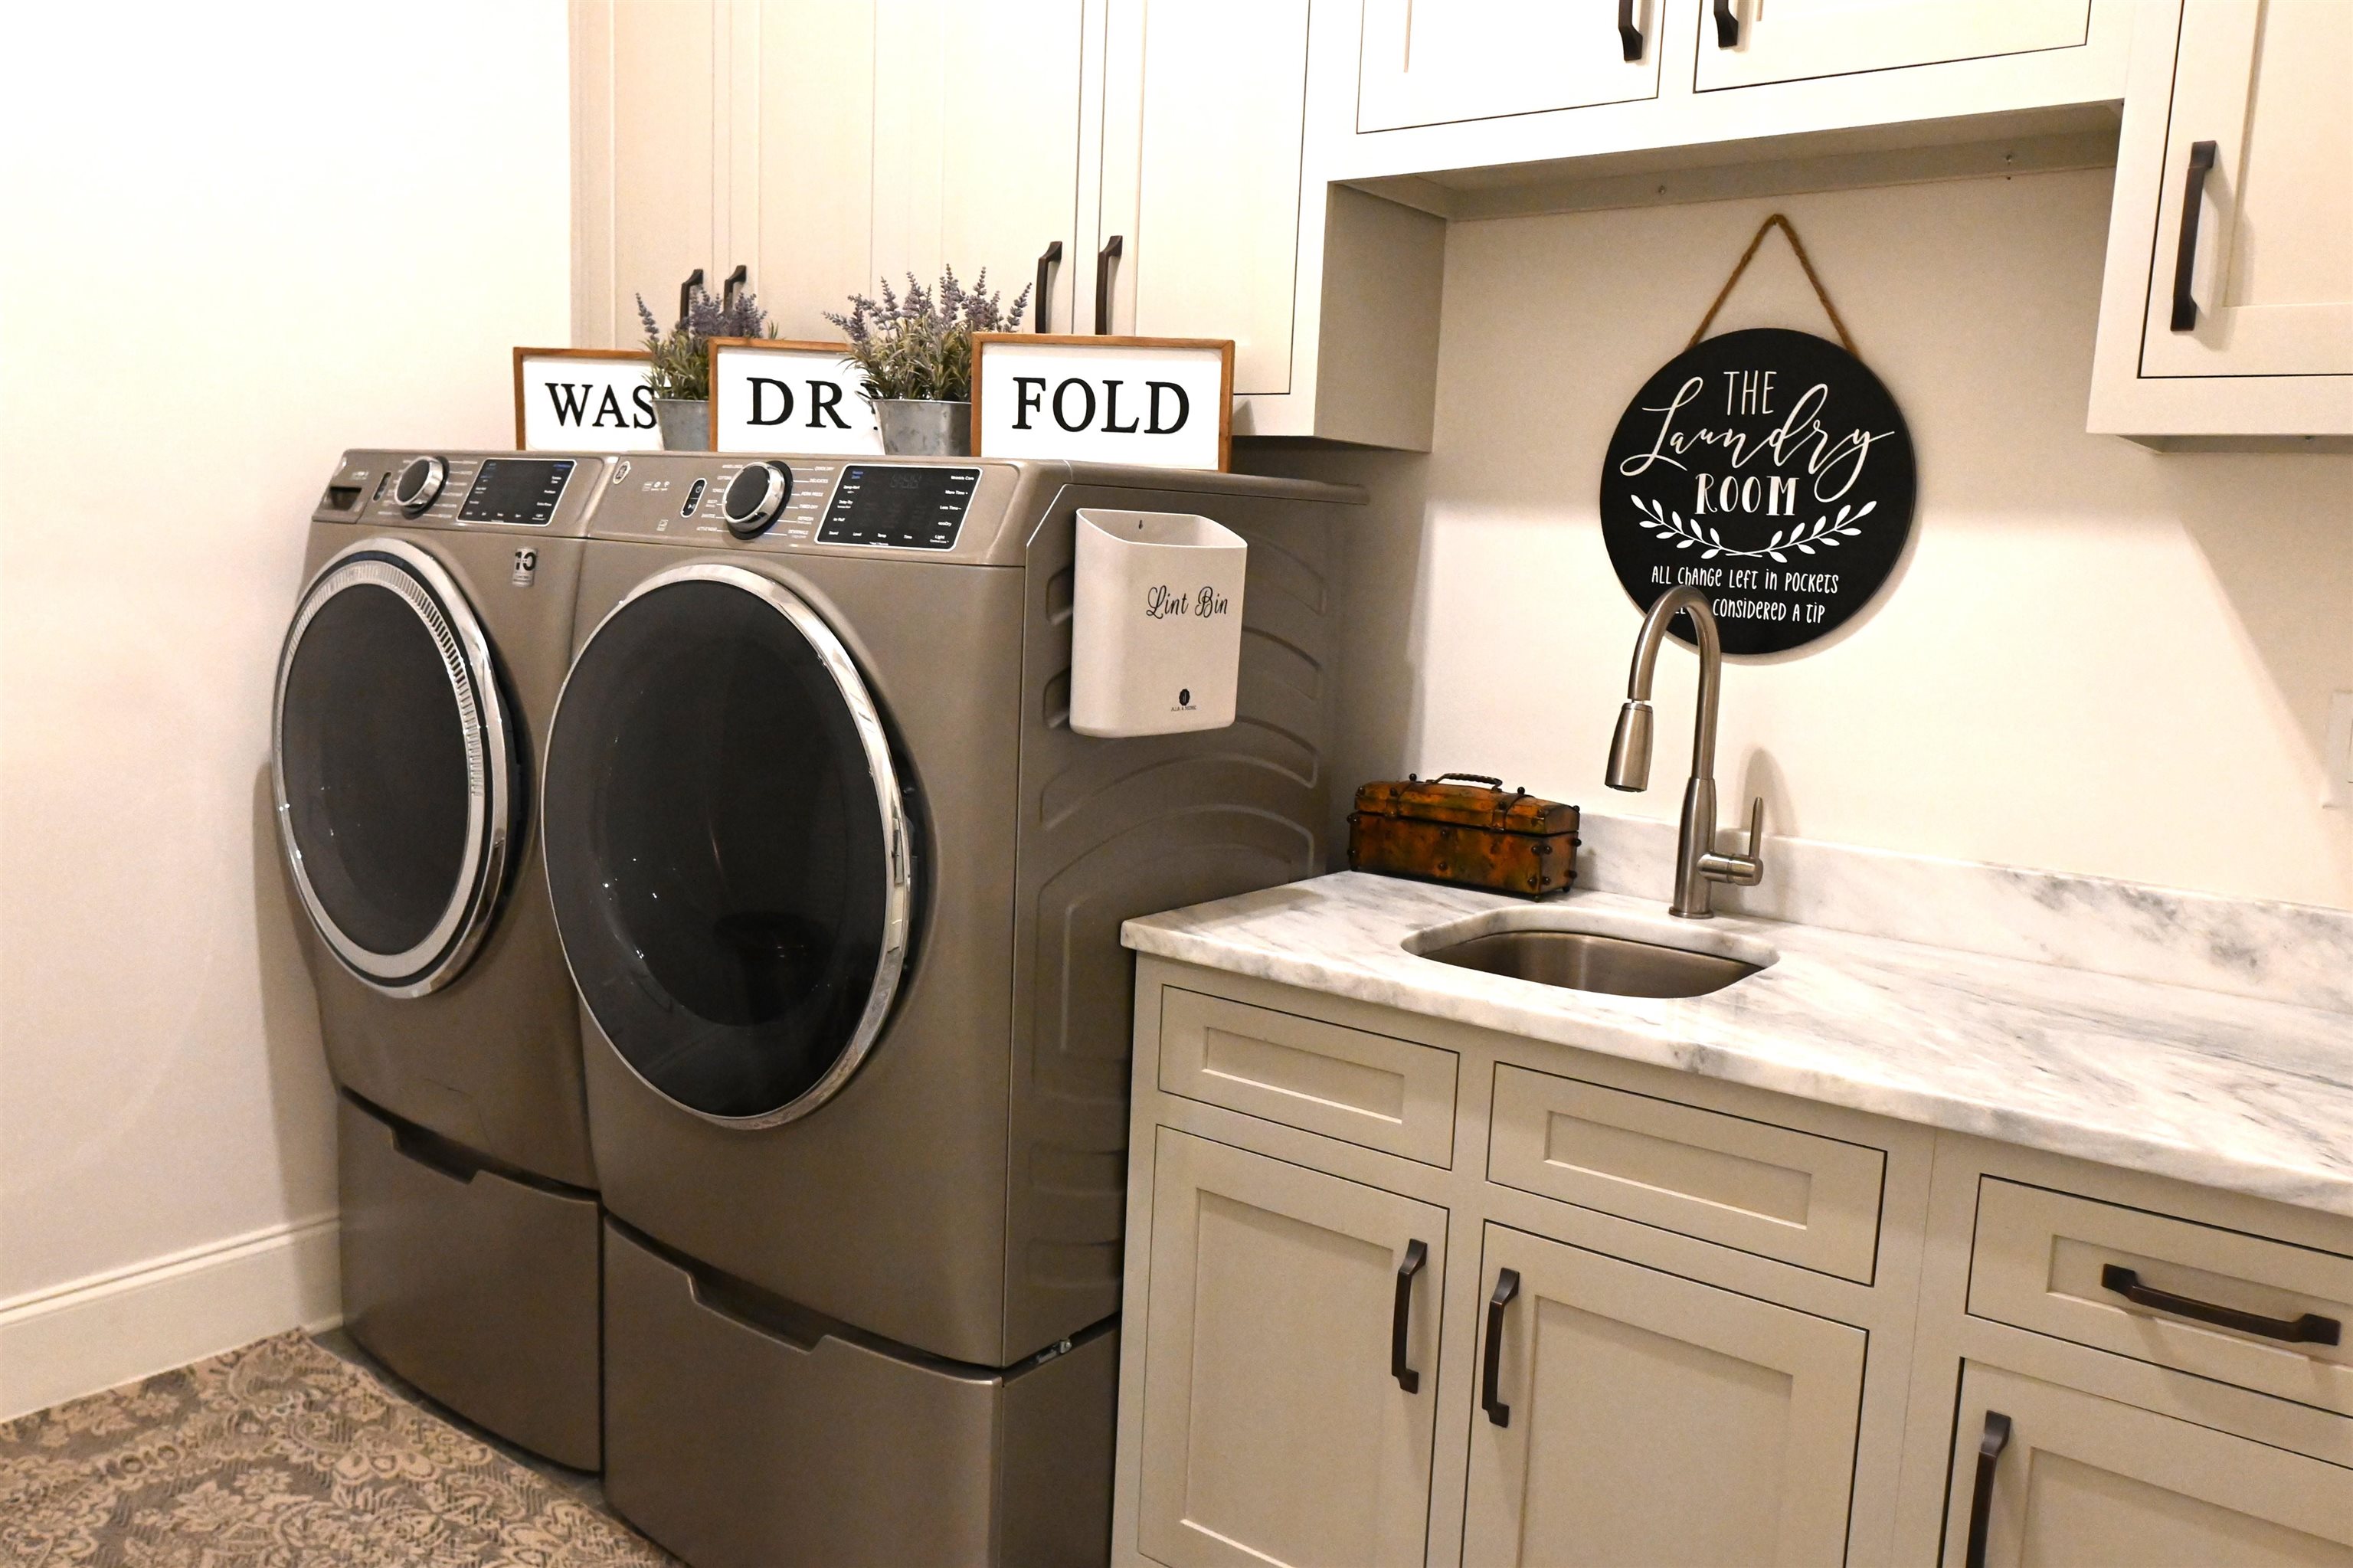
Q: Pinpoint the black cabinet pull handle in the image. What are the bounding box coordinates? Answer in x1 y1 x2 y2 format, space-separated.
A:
678 267 705 325
1481 1268 1520 1426
2101 1263 2341 1344
2169 140 2219 332
1034 241 1063 333
1390 1239 1428 1393
722 264 748 312
1618 0 1643 61
1965 1409 2011 1568
1095 234 1124 336
1713 0 1739 48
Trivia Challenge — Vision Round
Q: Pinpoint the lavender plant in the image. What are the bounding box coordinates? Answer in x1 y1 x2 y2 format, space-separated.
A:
825 267 1029 404
636 283 772 401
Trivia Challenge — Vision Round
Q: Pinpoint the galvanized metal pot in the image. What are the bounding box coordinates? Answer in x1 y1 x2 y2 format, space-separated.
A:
654 398 710 451
875 399 973 457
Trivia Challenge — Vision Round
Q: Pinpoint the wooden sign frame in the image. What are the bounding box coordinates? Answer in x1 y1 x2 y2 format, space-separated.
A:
512 346 658 451
971 333 1233 472
705 337 883 454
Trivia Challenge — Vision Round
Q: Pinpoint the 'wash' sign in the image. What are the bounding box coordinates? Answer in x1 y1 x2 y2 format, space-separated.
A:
972 334 1232 472
512 349 663 452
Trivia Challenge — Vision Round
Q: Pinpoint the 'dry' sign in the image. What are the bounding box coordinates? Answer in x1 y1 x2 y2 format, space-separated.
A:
709 338 883 455
972 334 1232 472
512 349 663 452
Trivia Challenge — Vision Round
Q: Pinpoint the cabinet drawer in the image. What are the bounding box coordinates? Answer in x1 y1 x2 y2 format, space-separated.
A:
1970 1179 2353 1416
1487 1064 1884 1282
1159 989 1458 1166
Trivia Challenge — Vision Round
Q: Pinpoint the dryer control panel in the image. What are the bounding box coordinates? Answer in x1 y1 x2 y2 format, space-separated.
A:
589 454 1015 561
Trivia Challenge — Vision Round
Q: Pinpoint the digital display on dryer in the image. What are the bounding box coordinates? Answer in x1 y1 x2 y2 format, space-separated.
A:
817 465 977 550
460 459 574 525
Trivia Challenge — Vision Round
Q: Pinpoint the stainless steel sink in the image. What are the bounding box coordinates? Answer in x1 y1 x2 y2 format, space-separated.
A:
1420 928 1761 999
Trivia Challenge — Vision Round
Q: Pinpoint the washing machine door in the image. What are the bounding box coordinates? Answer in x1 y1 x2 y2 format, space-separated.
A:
542 564 914 1127
273 538 516 997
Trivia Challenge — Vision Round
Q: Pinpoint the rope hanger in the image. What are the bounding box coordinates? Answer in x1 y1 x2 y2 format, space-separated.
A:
1687 212 1860 358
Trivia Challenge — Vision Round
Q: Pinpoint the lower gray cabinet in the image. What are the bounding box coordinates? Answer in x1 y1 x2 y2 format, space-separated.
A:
1137 1128 1448 1568
1462 1223 1865 1567
1942 1364 2353 1568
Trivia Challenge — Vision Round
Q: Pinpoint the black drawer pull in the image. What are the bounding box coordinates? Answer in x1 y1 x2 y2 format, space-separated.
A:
1481 1268 1520 1426
1617 0 1643 61
2169 140 2218 332
1095 235 1124 335
2101 1263 2341 1345
1034 241 1062 333
678 267 705 325
1713 0 1738 48
1964 1409 2011 1568
1390 1239 1428 1393
722 263 748 311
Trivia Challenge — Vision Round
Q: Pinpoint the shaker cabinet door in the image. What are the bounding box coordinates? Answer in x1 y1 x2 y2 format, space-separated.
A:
870 0 1085 335
2136 0 2353 381
1137 1129 1445 1568
1462 1223 1864 1568
1941 1363 2353 1568
1353 0 1661 133
749 0 876 341
1099 0 1311 396
1694 0 2093 91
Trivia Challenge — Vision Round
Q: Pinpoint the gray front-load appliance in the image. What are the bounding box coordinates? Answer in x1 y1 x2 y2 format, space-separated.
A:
274 450 605 1469
538 452 1358 1566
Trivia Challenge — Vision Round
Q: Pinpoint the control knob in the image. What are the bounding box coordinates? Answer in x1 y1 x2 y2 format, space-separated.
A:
394 455 447 516
723 461 794 538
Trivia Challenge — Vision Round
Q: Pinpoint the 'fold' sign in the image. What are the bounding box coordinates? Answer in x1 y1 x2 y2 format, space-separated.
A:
972 334 1232 472
708 339 883 455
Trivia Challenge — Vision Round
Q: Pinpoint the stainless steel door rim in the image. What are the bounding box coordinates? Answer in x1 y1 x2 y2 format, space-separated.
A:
543 561 915 1129
272 535 512 997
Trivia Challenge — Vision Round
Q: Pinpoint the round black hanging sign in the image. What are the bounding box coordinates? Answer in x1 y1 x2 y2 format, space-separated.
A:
1599 326 1914 656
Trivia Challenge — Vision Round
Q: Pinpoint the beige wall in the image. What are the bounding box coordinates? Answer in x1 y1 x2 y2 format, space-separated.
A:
1259 169 2353 910
0 2 570 1321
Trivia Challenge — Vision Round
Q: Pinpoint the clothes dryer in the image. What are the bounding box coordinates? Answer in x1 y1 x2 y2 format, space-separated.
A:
275 450 605 1468
539 453 1358 1566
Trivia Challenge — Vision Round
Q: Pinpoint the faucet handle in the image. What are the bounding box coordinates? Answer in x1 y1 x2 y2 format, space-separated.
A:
1700 797 1767 889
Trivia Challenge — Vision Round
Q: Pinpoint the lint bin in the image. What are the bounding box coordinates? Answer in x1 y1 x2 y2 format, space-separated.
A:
1070 508 1247 738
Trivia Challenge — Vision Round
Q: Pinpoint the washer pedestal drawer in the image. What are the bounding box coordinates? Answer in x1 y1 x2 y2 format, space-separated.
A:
337 1093 603 1469
602 1221 1116 1568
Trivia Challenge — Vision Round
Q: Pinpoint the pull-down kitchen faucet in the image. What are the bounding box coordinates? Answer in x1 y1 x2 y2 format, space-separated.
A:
1605 585 1766 918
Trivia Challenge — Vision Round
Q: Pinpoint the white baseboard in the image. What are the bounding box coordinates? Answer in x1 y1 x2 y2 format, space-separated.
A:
0 1214 342 1422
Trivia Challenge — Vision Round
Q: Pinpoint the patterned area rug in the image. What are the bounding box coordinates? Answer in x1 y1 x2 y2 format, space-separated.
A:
0 1333 673 1566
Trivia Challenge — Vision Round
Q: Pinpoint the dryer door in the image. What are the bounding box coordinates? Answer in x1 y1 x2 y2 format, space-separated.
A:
542 565 914 1127
273 538 515 997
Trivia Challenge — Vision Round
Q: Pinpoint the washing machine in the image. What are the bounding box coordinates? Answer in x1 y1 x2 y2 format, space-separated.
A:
274 450 606 1469
537 452 1359 1566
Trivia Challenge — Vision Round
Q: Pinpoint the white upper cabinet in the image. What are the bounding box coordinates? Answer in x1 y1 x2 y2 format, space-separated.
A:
871 0 1086 334
2090 0 2353 443
1694 0 2095 91
1096 0 1312 395
748 2 875 341
1356 0 1662 132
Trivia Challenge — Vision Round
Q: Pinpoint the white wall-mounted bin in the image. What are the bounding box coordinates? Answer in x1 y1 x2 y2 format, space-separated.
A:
1070 509 1248 738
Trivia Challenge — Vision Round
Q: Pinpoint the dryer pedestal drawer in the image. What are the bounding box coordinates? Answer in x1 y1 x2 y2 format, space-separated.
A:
337 1095 602 1470
602 1223 1115 1568
1969 1178 2353 1413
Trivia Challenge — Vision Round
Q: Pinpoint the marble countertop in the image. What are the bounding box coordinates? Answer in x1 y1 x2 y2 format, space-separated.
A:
1122 872 2353 1219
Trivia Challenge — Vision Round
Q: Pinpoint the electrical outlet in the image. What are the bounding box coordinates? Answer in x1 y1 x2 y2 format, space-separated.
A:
2328 692 2353 810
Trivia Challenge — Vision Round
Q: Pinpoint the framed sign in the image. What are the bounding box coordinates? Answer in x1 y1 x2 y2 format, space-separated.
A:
1599 326 1915 656
707 338 882 454
512 348 661 452
971 334 1232 471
